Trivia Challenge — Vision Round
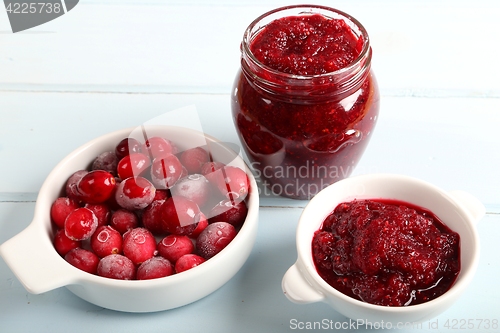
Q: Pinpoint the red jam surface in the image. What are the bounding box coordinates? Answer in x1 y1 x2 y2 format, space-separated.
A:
250 14 363 75
233 13 379 199
312 199 460 306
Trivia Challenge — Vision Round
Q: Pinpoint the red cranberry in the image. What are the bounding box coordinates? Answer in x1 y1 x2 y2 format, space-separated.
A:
65 170 88 202
175 254 206 273
179 147 210 174
117 153 151 180
122 227 157 265
153 189 169 201
115 138 142 159
64 207 98 241
142 199 165 235
159 196 200 236
157 235 194 263
150 154 183 189
65 248 100 274
50 197 80 229
97 254 136 280
53 229 82 256
208 199 248 227
84 203 111 227
110 209 139 234
142 136 174 160
170 174 210 207
115 176 156 211
91 225 123 258
92 151 118 176
190 212 209 239
209 166 250 202
77 170 116 204
137 257 174 280
196 222 236 259
200 161 225 176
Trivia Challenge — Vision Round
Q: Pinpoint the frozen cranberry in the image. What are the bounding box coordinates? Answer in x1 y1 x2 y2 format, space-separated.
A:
91 225 123 258
97 254 136 280
110 209 139 234
175 254 206 273
180 166 188 179
150 154 183 189
65 170 88 201
123 227 157 265
92 151 119 176
196 222 236 259
157 235 194 263
179 147 210 174
208 166 249 202
142 199 165 235
115 176 156 211
170 174 210 207
115 137 142 159
84 203 111 227
142 136 174 160
65 248 100 274
159 196 200 236
77 170 116 204
190 212 209 238
208 199 248 227
53 229 82 256
117 153 151 179
64 207 98 241
200 161 225 176
50 197 80 228
137 257 174 280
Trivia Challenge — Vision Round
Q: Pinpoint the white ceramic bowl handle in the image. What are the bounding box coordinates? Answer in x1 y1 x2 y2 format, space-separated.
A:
282 263 324 304
448 190 486 224
0 222 76 294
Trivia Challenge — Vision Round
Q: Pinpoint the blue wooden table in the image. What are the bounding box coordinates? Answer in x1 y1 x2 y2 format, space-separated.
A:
1 1 499 332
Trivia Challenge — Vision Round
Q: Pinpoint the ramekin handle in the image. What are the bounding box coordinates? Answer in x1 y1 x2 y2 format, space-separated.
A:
448 190 486 224
0 222 76 294
282 262 324 304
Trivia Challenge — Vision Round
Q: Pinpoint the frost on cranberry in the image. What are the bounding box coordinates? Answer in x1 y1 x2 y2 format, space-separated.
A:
91 225 123 258
117 153 151 179
115 137 142 159
170 174 210 207
196 222 236 259
110 208 139 234
179 147 210 174
77 170 116 204
65 170 88 202
142 136 174 160
157 235 194 263
97 254 136 280
65 248 100 274
208 199 248 227
92 151 118 176
150 154 183 189
64 207 98 241
50 197 80 229
123 227 157 265
53 229 82 256
115 176 156 211
175 254 206 273
137 257 174 280
159 196 200 236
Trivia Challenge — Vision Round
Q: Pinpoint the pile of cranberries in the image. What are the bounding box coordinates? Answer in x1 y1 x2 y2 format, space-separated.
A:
50 135 251 280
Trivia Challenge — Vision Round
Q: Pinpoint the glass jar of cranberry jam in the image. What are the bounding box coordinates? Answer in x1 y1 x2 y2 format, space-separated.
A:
231 5 380 199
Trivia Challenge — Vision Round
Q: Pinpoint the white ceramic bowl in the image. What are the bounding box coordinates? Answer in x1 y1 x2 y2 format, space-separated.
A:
282 174 484 326
0 126 259 312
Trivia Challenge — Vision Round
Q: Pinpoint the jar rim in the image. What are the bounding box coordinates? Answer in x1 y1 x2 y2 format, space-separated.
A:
241 4 371 81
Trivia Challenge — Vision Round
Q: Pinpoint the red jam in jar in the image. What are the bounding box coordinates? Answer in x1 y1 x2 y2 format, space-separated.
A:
312 199 461 306
231 5 380 199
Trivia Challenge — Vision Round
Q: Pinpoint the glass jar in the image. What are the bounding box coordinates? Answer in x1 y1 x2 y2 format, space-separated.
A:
231 5 380 199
